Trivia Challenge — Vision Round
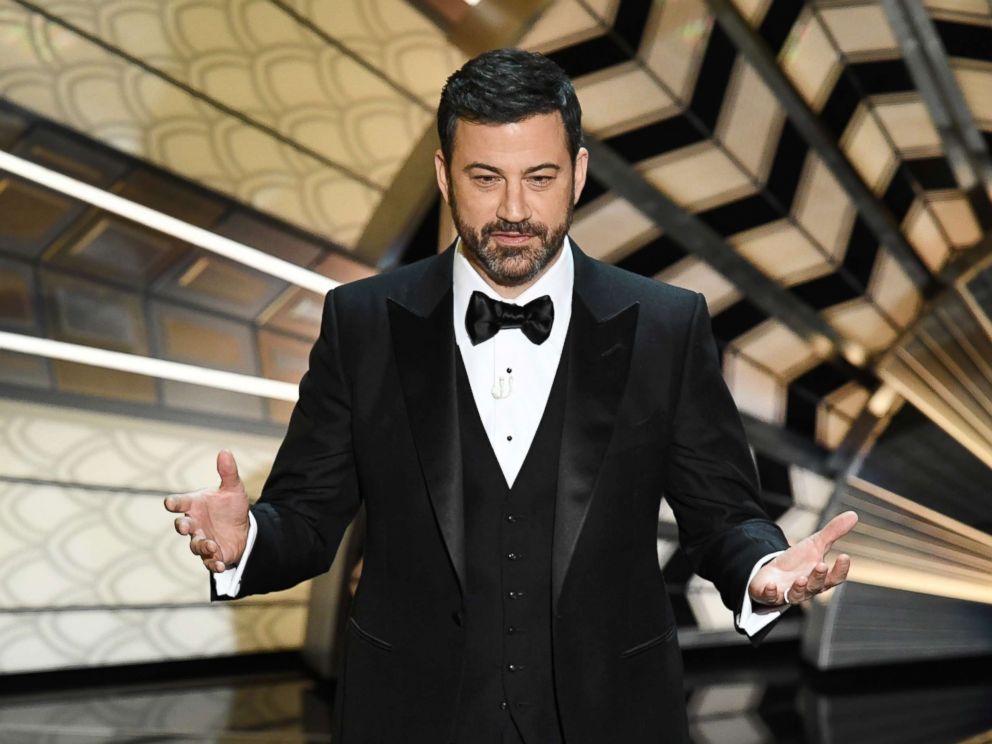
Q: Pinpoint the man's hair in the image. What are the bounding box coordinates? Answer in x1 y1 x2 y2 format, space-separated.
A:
437 48 583 164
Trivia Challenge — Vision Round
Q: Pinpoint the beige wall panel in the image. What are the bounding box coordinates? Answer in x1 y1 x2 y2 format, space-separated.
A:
823 298 898 352
641 141 756 213
818 5 900 57
0 604 307 674
793 155 857 263
722 350 785 425
717 58 786 183
0 482 308 609
656 256 742 315
569 195 660 263
576 63 676 139
780 11 842 113
0 399 279 493
0 3 381 246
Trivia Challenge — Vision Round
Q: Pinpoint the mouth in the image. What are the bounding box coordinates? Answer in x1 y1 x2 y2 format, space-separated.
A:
490 232 535 245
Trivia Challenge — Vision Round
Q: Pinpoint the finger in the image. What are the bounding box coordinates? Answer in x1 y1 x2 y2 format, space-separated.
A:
805 562 828 594
816 511 859 552
789 575 810 604
763 583 778 605
174 516 194 536
189 532 218 559
216 449 241 491
824 553 851 589
203 557 226 573
164 494 193 513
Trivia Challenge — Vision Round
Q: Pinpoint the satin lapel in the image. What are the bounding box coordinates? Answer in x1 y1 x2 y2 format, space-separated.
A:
387 279 465 594
552 294 638 613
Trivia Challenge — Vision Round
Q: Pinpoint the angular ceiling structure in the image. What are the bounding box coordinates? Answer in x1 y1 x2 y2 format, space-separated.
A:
1 0 991 666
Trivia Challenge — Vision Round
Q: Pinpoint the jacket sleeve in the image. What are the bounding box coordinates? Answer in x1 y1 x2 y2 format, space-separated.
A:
233 288 361 597
663 292 789 621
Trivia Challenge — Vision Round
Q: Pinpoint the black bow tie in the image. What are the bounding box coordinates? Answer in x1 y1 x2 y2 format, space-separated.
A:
465 290 554 346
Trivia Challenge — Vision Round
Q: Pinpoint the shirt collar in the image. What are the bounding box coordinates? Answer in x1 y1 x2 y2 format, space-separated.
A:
453 236 574 347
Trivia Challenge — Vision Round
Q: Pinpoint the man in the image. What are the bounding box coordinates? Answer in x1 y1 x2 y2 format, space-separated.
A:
166 49 856 743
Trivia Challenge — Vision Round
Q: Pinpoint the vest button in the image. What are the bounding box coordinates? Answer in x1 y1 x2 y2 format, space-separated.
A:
499 701 509 711
507 626 517 635
507 552 520 561
507 590 524 599
506 514 517 523
507 663 524 672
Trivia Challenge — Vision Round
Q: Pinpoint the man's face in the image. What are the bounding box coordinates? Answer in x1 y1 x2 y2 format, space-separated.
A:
435 112 588 289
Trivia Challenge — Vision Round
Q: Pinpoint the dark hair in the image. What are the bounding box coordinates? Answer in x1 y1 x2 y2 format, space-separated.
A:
437 48 583 164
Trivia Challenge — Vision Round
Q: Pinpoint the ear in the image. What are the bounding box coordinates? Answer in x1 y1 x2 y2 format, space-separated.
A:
434 150 451 205
572 146 589 205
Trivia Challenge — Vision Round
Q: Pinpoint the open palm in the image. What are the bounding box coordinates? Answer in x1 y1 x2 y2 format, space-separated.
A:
749 510 858 606
164 449 250 573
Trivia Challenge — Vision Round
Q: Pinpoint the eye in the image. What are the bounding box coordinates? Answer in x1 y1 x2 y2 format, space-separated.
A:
472 174 501 186
528 175 555 186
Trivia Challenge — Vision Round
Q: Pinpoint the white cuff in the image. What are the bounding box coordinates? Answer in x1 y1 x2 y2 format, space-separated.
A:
736 550 787 637
212 511 257 599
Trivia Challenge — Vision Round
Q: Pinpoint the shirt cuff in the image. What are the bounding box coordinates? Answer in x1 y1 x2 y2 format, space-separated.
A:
211 511 257 598
736 550 787 637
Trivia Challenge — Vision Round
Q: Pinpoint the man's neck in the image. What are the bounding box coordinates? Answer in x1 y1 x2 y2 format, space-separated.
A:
462 242 566 300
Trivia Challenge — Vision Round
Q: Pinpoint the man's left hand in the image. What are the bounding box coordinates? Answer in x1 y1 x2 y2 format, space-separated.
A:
749 510 859 607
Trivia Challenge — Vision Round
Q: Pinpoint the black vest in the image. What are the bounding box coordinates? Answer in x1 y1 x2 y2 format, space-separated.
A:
451 341 570 744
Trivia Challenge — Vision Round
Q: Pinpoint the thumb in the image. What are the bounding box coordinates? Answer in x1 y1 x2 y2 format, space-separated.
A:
216 449 242 491
818 510 859 550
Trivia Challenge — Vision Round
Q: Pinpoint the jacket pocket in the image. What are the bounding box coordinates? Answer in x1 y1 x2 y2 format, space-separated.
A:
620 624 676 658
349 616 393 652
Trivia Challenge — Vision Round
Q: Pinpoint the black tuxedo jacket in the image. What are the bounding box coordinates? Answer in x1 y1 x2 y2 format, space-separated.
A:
235 241 788 743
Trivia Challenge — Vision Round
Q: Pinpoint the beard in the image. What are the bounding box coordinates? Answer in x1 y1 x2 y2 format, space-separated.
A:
450 186 573 288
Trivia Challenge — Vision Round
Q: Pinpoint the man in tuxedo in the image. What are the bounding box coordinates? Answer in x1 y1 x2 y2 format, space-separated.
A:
166 49 856 744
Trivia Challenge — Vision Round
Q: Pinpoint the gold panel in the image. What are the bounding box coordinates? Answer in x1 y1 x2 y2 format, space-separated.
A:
259 286 323 343
0 177 81 258
42 272 148 353
311 252 377 285
0 260 35 328
44 214 191 286
51 361 157 403
176 256 272 306
258 329 312 423
0 349 51 389
117 169 226 227
153 302 256 373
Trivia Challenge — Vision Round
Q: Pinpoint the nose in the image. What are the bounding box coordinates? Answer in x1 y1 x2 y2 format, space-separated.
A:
496 179 531 225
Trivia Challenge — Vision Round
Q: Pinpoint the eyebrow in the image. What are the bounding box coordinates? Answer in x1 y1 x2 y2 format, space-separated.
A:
463 162 562 175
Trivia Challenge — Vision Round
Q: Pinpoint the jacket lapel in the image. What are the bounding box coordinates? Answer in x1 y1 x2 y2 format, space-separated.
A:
552 246 639 613
387 248 467 594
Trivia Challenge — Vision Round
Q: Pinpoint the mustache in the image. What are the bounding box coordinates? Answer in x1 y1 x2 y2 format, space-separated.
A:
481 219 548 239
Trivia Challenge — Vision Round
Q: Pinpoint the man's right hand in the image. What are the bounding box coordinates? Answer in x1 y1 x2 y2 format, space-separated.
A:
164 449 250 573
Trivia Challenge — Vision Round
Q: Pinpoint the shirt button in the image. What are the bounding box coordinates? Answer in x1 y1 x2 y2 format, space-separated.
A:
506 435 513 441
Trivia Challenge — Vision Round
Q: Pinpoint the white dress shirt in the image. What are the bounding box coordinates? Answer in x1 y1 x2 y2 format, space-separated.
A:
216 238 784 636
